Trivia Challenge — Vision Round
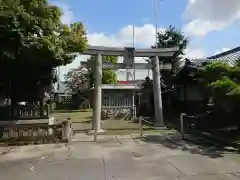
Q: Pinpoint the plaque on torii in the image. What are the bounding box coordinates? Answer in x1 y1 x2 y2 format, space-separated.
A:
123 47 135 69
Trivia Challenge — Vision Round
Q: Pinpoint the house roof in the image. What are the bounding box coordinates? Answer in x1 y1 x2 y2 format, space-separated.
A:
174 59 203 84
175 46 240 83
207 46 240 66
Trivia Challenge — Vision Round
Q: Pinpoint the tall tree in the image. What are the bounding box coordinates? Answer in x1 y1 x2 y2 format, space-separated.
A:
0 0 87 117
152 25 188 73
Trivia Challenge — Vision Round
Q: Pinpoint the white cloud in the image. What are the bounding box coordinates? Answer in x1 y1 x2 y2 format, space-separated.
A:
183 0 240 36
185 48 205 59
53 2 74 25
88 24 165 47
214 48 231 55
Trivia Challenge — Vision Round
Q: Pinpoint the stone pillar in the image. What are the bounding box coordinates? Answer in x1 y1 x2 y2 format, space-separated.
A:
152 56 164 127
62 118 72 142
48 116 55 136
92 52 102 134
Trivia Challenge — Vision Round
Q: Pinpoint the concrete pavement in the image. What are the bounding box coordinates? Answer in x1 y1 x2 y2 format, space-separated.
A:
1 133 240 179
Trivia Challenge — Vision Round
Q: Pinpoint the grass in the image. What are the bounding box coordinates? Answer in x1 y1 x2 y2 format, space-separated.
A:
101 119 160 135
53 109 93 132
52 109 160 135
53 109 92 123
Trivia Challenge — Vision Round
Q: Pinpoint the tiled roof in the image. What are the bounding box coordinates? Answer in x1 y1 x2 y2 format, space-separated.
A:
207 46 240 66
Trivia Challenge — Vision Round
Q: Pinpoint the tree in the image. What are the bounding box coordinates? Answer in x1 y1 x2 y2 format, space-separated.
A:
65 55 118 90
0 0 87 117
64 65 89 91
197 62 240 114
152 25 188 73
86 55 118 87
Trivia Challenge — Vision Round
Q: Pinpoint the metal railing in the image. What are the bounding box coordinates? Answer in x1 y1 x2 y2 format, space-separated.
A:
179 112 210 139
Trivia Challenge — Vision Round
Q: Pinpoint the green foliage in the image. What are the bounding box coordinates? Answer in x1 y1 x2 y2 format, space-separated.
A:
210 77 238 94
65 55 118 90
102 56 118 84
0 0 87 101
87 55 118 87
200 62 231 84
152 25 188 72
198 62 240 113
229 66 240 83
102 70 117 84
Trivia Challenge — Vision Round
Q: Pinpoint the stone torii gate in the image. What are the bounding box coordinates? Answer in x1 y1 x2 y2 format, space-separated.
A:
82 45 178 137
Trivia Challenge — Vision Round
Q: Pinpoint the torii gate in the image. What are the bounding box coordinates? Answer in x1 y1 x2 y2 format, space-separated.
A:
81 45 179 139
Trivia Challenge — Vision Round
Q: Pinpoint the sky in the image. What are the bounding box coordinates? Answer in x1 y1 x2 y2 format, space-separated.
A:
50 0 240 80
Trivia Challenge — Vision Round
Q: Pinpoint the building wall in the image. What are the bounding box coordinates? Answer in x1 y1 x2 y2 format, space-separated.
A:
102 89 134 107
186 85 204 101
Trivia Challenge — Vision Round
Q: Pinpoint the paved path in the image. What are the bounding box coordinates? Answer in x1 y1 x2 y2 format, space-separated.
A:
1 134 240 179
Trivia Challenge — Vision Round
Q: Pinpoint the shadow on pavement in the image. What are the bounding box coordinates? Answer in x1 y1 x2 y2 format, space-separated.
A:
141 134 240 159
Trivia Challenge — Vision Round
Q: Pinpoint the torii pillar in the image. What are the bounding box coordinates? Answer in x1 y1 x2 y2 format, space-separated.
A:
152 56 164 127
92 52 102 133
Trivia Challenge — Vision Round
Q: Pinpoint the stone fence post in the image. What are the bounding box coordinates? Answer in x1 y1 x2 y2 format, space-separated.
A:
62 117 72 142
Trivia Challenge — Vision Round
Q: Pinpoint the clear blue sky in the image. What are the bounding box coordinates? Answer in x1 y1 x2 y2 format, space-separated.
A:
50 0 240 80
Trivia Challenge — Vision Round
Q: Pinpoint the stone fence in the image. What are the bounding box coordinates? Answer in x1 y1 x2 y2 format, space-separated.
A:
0 117 72 146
